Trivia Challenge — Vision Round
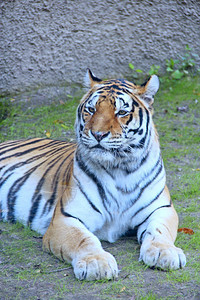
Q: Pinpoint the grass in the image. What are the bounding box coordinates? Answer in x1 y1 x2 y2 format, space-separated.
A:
0 76 200 299
0 94 81 142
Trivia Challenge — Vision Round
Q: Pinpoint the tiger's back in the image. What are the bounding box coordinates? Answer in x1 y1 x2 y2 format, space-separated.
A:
0 138 76 234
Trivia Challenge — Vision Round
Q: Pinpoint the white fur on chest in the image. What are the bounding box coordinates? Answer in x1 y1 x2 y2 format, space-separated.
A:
65 146 167 243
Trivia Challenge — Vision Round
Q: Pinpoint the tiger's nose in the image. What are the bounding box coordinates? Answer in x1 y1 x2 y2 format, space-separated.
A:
91 130 110 142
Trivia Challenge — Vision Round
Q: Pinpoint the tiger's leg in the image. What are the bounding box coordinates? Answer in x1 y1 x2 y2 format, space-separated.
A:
137 203 186 270
43 209 118 281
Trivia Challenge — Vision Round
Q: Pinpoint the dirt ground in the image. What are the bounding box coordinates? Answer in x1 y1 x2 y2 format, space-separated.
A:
0 221 199 300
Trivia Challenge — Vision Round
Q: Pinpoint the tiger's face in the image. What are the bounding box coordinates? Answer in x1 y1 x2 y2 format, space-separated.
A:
75 70 159 163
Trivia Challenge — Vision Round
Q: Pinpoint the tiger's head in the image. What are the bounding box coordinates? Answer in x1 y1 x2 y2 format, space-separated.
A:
75 69 159 164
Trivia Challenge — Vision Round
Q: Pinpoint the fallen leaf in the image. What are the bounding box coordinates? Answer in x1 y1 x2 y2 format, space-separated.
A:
193 90 200 96
45 131 51 138
54 120 64 124
178 228 194 235
120 286 126 292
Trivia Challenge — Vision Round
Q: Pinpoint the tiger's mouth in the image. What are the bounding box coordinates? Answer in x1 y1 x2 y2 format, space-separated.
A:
90 142 119 151
88 143 131 158
92 144 105 150
80 132 133 157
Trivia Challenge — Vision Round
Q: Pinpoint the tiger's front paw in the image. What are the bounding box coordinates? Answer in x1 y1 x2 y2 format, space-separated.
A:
139 239 186 270
72 250 118 281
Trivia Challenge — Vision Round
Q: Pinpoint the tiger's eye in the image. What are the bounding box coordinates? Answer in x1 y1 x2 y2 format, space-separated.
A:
88 107 95 114
118 110 127 116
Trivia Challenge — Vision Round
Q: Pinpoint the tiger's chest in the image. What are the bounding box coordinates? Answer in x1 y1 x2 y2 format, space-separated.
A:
65 158 166 242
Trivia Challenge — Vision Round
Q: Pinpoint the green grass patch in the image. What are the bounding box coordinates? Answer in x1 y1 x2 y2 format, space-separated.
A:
0 95 82 142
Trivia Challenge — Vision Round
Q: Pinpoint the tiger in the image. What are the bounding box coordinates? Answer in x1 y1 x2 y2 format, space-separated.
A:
0 69 186 280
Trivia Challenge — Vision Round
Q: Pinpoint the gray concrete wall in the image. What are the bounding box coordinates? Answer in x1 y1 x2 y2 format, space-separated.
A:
0 0 200 95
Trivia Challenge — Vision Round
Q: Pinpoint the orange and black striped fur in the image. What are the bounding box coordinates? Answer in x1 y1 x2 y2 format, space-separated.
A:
0 70 186 280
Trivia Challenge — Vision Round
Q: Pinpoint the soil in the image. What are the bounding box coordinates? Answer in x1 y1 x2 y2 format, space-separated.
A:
0 224 199 300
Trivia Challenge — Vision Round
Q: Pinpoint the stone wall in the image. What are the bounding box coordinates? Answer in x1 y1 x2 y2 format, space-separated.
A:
0 0 200 95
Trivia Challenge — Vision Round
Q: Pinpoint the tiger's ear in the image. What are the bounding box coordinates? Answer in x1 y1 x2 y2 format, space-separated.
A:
84 69 102 88
139 75 159 106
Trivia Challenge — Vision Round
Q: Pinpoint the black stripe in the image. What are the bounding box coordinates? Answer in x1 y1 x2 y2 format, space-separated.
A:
118 97 125 106
51 149 74 189
60 196 85 226
34 140 70 152
0 140 73 163
1 143 75 179
139 229 147 244
0 173 13 189
121 166 164 214
118 155 162 195
107 190 120 209
128 107 143 135
28 151 73 225
100 164 115 179
28 194 42 227
79 124 84 134
139 107 143 127
62 159 74 187
75 150 112 217
41 149 75 216
0 139 46 157
0 201 3 220
0 147 71 192
0 140 23 150
129 163 164 207
2 140 76 224
77 102 84 120
123 147 152 175
116 91 124 96
122 88 133 95
129 108 150 149
0 140 55 163
74 175 102 214
131 186 165 220
138 129 143 135
131 98 139 108
6 153 56 222
139 107 150 147
125 113 133 126
7 168 36 222
137 204 172 244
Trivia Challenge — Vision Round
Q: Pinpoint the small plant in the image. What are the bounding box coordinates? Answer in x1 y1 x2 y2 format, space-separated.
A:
148 64 160 76
129 45 199 81
166 45 200 79
128 63 143 79
128 63 161 82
